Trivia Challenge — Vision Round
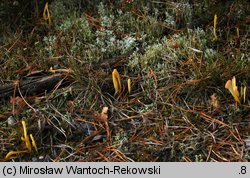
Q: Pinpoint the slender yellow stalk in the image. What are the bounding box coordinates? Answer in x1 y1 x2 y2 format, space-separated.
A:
213 14 218 40
30 134 38 152
43 2 51 25
236 27 240 38
241 85 247 104
5 150 28 161
21 121 32 153
243 86 246 104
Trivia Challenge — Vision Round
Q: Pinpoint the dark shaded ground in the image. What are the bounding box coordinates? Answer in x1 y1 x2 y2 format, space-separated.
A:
0 0 249 162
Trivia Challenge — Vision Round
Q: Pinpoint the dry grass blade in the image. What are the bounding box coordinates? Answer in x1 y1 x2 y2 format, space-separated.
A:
1 1 249 162
94 150 109 162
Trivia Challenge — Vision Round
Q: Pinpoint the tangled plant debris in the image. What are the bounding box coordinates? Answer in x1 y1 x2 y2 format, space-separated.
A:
0 0 249 162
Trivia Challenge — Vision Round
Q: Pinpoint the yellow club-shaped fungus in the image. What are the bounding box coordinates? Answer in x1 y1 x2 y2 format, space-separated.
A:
5 150 28 160
22 122 38 153
5 120 38 160
43 2 51 25
21 120 32 153
225 76 240 103
112 69 122 94
243 86 246 104
30 134 38 152
127 78 131 94
240 85 247 104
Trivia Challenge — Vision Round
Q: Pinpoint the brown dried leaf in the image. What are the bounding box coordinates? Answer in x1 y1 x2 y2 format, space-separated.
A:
101 107 108 122
95 107 111 142
210 93 219 109
10 96 27 115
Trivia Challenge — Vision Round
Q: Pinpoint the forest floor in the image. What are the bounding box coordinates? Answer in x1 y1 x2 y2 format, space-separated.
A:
0 0 250 161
